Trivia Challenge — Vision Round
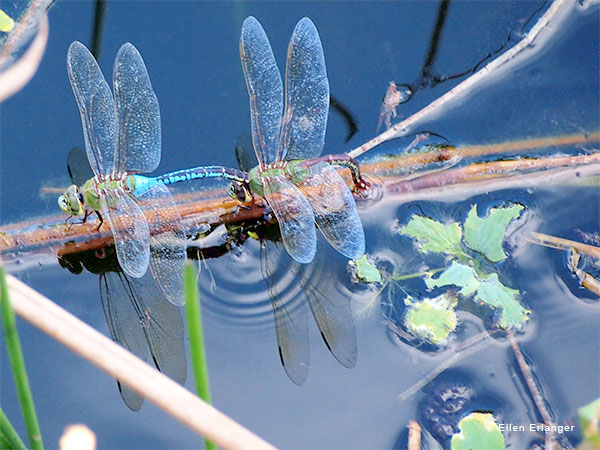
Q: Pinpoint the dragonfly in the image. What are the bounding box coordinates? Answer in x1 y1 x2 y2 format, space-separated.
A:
59 42 249 305
237 16 367 265
233 137 357 385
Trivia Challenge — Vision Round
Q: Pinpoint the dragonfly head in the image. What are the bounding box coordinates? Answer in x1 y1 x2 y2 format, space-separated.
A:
58 184 85 216
227 181 252 203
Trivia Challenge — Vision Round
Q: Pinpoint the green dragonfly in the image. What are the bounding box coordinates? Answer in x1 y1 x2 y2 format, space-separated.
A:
233 137 357 385
60 41 187 305
61 147 186 410
60 42 253 305
237 16 367 264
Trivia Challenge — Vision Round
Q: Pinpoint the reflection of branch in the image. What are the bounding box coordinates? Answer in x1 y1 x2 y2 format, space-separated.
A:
349 0 573 158
0 14 48 102
507 330 556 449
90 0 106 60
5 274 276 450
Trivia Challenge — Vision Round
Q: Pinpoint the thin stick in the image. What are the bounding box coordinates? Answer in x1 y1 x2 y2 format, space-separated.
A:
0 268 44 450
2 150 596 259
0 14 48 102
506 330 556 448
527 232 600 260
397 330 492 402
349 0 571 158
184 263 217 450
4 273 276 450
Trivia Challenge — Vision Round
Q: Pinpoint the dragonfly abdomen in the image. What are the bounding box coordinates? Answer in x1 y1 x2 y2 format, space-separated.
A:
155 166 249 186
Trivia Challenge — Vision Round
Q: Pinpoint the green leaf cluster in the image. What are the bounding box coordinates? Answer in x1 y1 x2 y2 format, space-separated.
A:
400 203 529 328
403 293 458 345
351 255 382 284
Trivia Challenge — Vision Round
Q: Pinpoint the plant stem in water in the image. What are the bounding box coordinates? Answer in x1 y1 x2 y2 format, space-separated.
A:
0 267 44 450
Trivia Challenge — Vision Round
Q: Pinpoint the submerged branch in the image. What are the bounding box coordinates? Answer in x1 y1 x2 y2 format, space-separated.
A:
349 0 574 158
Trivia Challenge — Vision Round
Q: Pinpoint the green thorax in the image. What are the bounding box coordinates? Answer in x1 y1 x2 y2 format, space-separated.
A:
80 176 133 210
248 160 309 196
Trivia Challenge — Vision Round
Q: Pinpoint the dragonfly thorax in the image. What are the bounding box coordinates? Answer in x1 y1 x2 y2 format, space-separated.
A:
58 175 134 217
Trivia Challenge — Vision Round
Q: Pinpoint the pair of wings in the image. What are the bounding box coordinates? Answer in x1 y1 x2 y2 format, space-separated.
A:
240 17 365 264
261 242 357 385
66 44 185 304
100 269 186 411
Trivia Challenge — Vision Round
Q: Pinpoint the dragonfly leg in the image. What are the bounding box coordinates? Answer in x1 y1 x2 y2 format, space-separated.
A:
94 210 104 232
304 155 371 194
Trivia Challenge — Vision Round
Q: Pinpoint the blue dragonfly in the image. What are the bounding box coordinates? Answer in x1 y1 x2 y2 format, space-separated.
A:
237 16 366 265
59 41 248 305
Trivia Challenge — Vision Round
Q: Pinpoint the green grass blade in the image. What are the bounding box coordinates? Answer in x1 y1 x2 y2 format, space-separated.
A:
0 407 27 450
0 268 44 449
183 262 217 450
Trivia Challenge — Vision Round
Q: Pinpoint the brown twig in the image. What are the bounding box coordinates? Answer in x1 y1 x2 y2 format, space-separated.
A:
528 232 600 260
349 0 573 158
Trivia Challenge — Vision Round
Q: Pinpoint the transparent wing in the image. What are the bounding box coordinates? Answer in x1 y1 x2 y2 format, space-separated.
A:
100 190 150 278
67 147 94 186
263 175 316 264
261 243 309 385
113 43 161 176
132 272 186 385
240 16 283 166
295 162 365 259
135 183 186 306
67 41 116 177
99 271 147 411
100 270 186 411
279 18 329 162
297 264 357 368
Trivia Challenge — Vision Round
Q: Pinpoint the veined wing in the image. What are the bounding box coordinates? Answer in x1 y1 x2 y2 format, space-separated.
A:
113 43 161 176
99 271 147 411
263 175 316 264
296 264 357 368
100 189 150 278
279 18 329 162
100 270 186 411
295 162 365 260
261 243 309 385
67 41 116 178
240 16 283 166
135 182 186 306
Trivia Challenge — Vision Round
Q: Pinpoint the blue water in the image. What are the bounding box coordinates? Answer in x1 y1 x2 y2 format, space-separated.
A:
1 1 599 449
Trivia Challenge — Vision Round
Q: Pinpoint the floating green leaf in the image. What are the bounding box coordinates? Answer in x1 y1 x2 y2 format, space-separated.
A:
0 9 14 32
476 273 530 328
352 255 382 284
578 397 600 447
451 412 505 450
400 215 462 254
464 204 524 262
403 293 458 345
425 261 480 296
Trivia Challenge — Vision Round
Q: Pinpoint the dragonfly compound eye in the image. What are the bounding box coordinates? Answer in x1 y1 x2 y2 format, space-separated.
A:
227 183 236 199
58 195 69 212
